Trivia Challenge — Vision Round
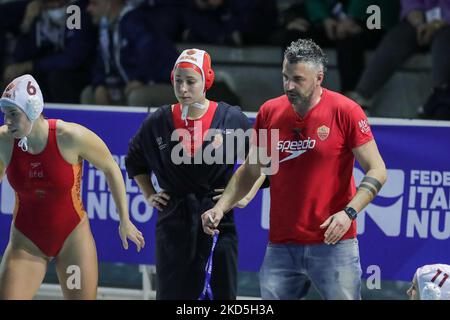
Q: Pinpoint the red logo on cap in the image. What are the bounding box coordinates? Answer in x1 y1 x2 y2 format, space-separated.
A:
2 82 17 99
186 49 197 55
179 55 198 63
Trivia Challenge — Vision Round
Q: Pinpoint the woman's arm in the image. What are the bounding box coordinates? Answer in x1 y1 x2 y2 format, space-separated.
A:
69 123 145 251
0 126 11 182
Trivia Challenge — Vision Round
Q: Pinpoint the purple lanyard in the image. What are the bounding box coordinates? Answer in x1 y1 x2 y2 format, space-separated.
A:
198 233 218 300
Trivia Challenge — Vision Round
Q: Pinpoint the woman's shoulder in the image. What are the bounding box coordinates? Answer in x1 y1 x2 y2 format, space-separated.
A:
216 101 249 120
214 102 251 130
55 119 91 147
141 105 172 126
216 101 246 117
217 101 241 110
56 119 78 136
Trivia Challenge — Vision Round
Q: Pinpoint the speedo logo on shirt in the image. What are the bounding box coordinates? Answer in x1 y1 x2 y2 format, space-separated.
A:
277 137 316 163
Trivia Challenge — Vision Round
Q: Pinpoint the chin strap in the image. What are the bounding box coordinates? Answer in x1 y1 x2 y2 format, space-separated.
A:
180 102 207 126
18 137 28 152
181 105 189 126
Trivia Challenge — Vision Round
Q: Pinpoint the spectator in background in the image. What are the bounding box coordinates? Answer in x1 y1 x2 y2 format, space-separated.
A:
232 0 278 45
181 0 242 46
139 0 187 42
347 0 450 115
181 0 277 46
3 0 96 104
304 0 400 94
0 0 30 78
177 0 277 105
82 0 178 107
269 1 314 46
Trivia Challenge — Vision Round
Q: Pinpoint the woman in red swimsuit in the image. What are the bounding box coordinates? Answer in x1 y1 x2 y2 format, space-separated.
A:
0 74 145 299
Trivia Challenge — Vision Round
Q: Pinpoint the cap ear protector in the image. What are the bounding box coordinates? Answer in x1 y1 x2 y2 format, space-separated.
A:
171 49 215 92
170 67 214 91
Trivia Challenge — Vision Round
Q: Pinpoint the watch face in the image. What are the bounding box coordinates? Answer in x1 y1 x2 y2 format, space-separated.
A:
345 207 357 220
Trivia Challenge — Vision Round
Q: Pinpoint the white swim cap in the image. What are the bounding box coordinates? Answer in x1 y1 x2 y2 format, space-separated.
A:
0 74 44 151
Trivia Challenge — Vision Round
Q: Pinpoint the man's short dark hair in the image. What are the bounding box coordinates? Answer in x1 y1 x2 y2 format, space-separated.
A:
284 39 328 72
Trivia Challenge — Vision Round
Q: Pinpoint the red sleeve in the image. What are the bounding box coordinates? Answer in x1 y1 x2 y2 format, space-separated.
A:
344 105 374 149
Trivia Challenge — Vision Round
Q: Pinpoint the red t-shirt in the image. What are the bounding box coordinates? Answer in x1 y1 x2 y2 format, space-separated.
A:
253 88 373 244
172 101 218 156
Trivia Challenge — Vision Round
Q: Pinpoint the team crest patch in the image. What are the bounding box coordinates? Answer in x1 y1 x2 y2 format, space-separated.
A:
212 133 223 149
317 125 330 141
186 49 197 55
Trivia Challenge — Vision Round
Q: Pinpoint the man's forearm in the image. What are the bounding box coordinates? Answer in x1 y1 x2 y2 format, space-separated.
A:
236 174 267 208
346 168 387 213
216 163 260 213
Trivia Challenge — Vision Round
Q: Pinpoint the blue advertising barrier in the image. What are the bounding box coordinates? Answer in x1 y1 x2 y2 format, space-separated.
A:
1 104 450 282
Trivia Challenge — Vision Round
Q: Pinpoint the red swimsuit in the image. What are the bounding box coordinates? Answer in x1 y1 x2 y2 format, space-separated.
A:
6 119 86 257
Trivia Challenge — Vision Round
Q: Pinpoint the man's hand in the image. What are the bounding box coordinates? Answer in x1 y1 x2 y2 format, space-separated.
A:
319 211 352 245
201 208 224 236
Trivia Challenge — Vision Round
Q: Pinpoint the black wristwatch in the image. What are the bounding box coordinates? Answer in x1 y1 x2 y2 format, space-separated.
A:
344 207 358 220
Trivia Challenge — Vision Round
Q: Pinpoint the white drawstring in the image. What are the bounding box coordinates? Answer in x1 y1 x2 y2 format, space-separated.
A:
17 120 34 152
18 137 28 152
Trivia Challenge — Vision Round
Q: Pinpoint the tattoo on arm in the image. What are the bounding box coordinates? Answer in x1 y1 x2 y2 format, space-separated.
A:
358 183 377 197
358 177 382 197
361 177 382 192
